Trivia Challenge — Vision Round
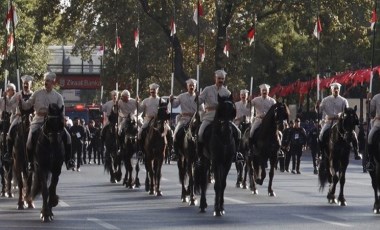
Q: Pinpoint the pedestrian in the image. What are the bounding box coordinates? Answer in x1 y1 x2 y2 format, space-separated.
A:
69 117 85 171
87 120 99 164
307 120 320 174
289 118 307 174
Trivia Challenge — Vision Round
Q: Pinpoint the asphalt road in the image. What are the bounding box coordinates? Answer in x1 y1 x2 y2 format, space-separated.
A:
0 151 378 230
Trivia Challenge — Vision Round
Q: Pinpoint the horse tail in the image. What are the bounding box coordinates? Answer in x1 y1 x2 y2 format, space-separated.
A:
194 157 208 195
318 157 328 191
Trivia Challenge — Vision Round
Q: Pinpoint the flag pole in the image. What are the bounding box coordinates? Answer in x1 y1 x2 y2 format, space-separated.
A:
115 23 119 92
315 0 321 137
365 1 377 167
10 0 20 91
196 0 200 90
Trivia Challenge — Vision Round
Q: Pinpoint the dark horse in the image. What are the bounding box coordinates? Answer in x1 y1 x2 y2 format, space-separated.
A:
369 128 380 214
120 114 141 189
194 94 237 216
103 106 122 183
12 108 34 209
144 99 170 196
248 102 289 196
0 111 12 198
29 104 66 222
318 106 359 206
176 112 200 205
235 118 251 189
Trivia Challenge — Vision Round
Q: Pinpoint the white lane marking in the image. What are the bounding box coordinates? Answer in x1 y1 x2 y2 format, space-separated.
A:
293 214 352 228
88 217 120 230
223 196 248 204
59 201 69 207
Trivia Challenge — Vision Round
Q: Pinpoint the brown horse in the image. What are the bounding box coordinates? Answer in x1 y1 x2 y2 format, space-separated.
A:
12 109 34 209
144 99 170 196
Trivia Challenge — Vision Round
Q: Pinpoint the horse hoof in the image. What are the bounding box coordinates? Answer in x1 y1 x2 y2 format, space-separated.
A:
339 201 347 206
241 184 248 189
328 199 337 204
8 193 14 198
155 191 163 196
268 192 276 197
213 211 223 217
199 208 206 213
148 191 154 195
251 189 258 195
235 183 240 188
189 200 196 206
27 202 35 209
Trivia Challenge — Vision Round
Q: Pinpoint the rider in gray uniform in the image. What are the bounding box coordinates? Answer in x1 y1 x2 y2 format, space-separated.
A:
366 91 380 171
21 72 73 170
197 70 240 150
316 82 361 160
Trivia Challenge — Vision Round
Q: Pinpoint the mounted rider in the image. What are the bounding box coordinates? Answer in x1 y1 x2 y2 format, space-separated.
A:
249 84 276 142
5 75 34 161
316 82 361 160
366 90 380 171
170 78 199 150
20 72 73 170
0 83 17 161
117 89 138 147
101 90 118 140
137 83 171 148
197 70 241 149
234 89 252 127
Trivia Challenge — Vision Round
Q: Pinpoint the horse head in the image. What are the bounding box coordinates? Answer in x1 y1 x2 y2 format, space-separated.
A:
151 98 170 134
124 113 138 137
273 102 289 132
338 105 359 141
216 94 236 122
44 103 65 143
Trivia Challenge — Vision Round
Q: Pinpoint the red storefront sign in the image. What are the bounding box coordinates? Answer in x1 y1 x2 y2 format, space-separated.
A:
57 75 101 89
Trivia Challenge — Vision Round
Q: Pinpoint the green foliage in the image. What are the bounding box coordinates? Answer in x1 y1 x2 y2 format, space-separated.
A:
0 0 378 101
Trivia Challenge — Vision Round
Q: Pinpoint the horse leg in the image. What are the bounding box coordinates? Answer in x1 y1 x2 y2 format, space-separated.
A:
338 170 347 206
241 160 248 189
213 163 222 216
16 169 26 210
178 156 187 202
198 158 209 213
126 158 133 189
25 171 35 209
188 160 196 206
40 173 52 222
5 164 13 198
327 172 339 204
267 157 276 197
154 158 163 196
134 160 140 188
1 167 6 197
235 160 243 188
247 159 257 194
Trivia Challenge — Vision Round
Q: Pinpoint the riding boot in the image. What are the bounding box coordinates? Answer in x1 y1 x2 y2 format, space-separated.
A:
366 144 375 172
351 133 362 160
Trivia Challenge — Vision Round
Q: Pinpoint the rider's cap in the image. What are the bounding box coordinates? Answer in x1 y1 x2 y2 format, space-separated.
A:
21 75 34 83
121 90 130 97
110 90 118 96
295 117 301 122
149 83 159 90
259 84 270 91
43 72 56 81
186 78 197 85
240 89 249 95
7 83 16 91
330 82 342 89
215 69 227 79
